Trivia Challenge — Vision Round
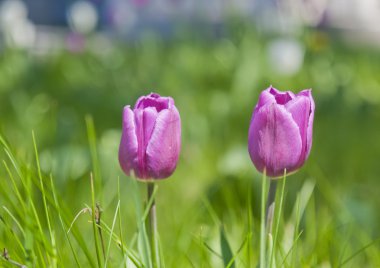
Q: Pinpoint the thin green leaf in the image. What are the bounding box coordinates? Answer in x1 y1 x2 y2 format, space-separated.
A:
220 227 234 268
105 200 120 268
246 185 252 267
226 233 252 268
203 242 222 259
91 174 103 268
50 175 83 268
2 206 25 237
85 115 102 202
32 131 57 267
339 238 380 267
280 230 304 267
96 221 142 267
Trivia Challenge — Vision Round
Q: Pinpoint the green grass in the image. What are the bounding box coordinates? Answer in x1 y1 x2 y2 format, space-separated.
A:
1 24 380 267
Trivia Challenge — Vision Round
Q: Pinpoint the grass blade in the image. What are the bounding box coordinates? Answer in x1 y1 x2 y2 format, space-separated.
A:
246 184 253 267
280 230 304 267
220 226 234 268
32 131 57 267
91 174 103 268
50 175 82 268
85 115 102 202
226 233 252 268
2 206 25 238
104 200 120 268
117 177 127 263
338 238 380 267
131 179 152 268
95 221 142 267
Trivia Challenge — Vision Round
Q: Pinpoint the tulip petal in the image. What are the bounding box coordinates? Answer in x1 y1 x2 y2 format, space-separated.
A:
248 103 302 177
133 107 159 178
119 106 138 176
146 107 181 179
300 90 315 158
256 87 277 109
251 87 277 127
294 89 314 157
285 95 311 165
269 87 295 105
142 107 158 148
135 93 173 112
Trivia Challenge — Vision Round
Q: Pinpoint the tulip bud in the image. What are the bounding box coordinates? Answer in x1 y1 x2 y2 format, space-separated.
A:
248 86 315 178
119 93 181 180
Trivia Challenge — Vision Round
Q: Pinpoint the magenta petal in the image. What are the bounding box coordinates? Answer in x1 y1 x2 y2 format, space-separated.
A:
269 87 295 105
251 87 277 127
119 106 138 176
135 93 173 112
132 107 159 178
146 107 181 179
297 89 312 98
285 95 311 165
305 91 315 158
248 103 302 177
256 87 277 110
133 108 145 178
142 107 158 147
295 89 315 158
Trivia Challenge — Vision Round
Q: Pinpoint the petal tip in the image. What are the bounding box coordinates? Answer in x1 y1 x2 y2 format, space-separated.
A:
297 89 314 100
149 92 161 98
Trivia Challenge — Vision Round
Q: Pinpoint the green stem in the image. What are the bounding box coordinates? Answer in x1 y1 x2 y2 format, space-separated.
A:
260 171 268 268
266 179 277 268
147 183 159 268
269 169 287 268
266 180 277 235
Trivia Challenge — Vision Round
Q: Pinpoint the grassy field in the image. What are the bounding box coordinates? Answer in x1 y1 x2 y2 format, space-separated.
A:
0 25 380 267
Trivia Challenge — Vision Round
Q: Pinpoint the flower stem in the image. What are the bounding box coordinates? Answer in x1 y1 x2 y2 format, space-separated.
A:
147 183 159 267
260 171 268 268
270 170 287 268
266 180 277 235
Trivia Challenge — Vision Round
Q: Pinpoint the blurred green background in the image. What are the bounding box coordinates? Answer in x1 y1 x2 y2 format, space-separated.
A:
1 1 380 267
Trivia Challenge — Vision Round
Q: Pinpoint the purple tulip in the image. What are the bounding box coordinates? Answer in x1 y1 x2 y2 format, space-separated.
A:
248 86 315 178
119 93 181 180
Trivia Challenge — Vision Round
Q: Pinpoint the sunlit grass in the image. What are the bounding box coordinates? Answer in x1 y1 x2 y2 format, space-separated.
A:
1 129 379 267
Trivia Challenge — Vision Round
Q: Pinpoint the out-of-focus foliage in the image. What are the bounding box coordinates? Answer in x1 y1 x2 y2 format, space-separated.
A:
0 23 380 267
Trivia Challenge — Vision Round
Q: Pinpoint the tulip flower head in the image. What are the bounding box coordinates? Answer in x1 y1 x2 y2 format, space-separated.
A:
248 86 315 178
119 93 181 180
